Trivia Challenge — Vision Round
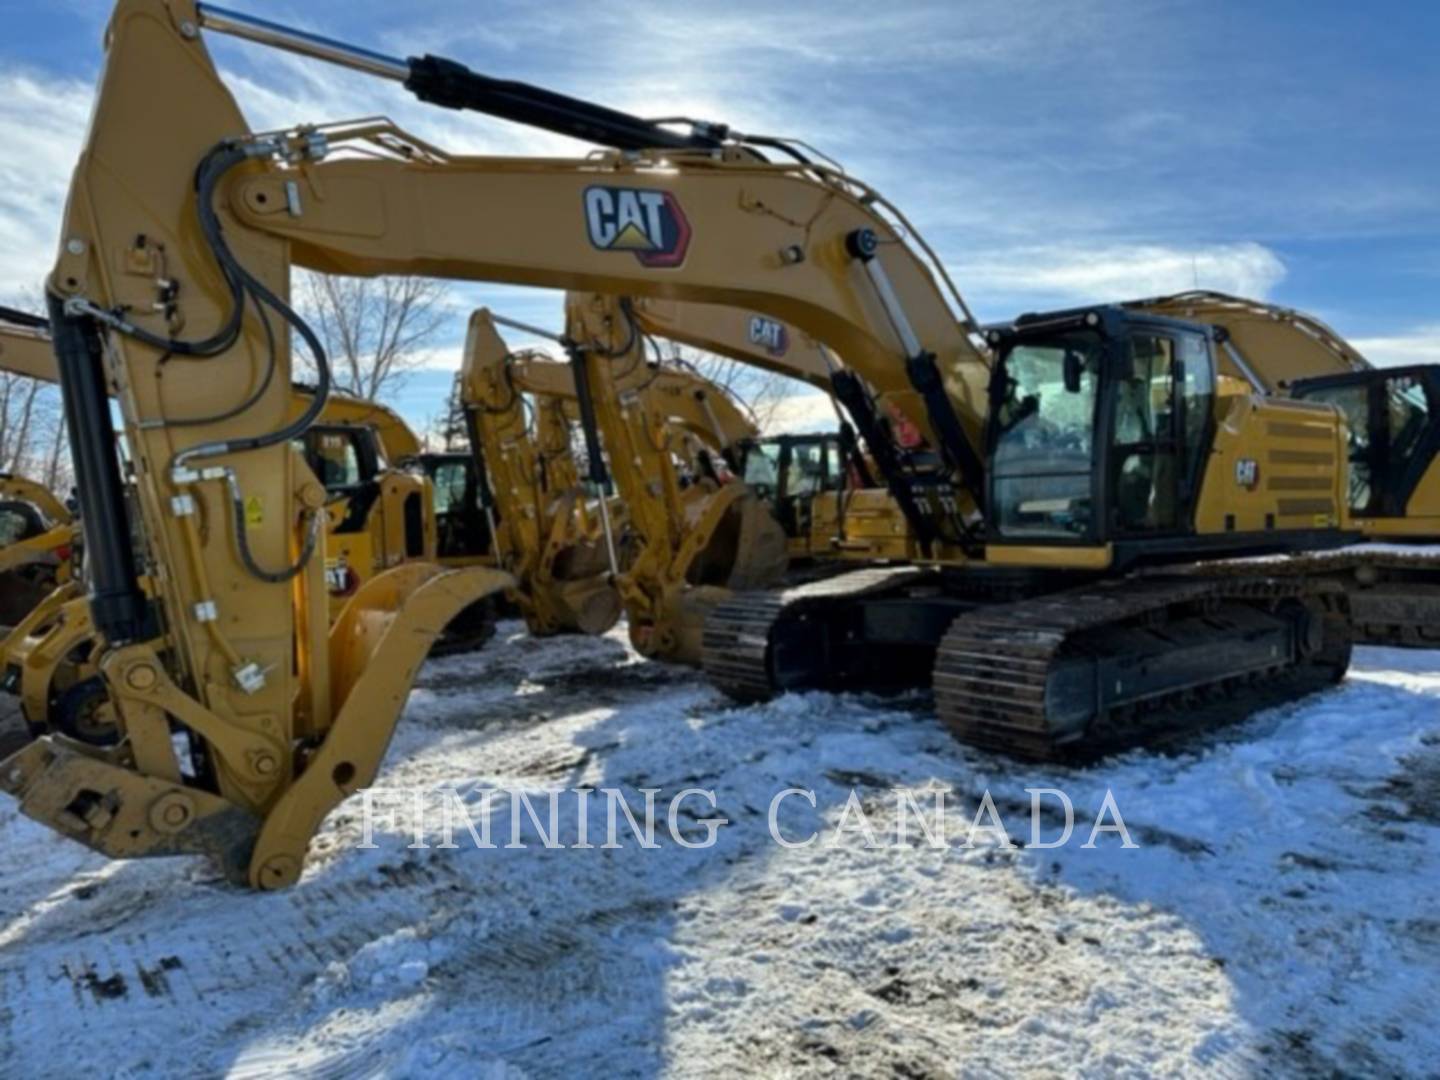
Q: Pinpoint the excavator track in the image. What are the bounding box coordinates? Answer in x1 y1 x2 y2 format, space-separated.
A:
1199 546 1440 647
933 576 1352 761
702 566 933 701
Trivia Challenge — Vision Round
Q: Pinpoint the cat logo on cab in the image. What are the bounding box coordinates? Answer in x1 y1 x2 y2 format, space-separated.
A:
584 186 691 268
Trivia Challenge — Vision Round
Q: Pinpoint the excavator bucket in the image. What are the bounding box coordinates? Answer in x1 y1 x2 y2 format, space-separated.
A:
685 489 789 592
548 543 625 635
725 492 790 591
655 489 790 665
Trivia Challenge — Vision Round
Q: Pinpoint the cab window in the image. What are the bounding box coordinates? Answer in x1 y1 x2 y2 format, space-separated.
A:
742 443 782 492
785 442 828 499
1303 384 1372 514
825 441 846 491
1386 374 1430 471
430 460 472 515
300 429 366 491
991 333 1102 540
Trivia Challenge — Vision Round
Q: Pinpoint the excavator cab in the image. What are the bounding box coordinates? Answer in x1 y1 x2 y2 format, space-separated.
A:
986 308 1218 556
1290 365 1440 528
739 434 849 543
294 422 432 602
415 451 495 564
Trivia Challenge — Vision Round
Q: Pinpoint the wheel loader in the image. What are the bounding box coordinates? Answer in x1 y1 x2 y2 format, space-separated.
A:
0 1 1365 885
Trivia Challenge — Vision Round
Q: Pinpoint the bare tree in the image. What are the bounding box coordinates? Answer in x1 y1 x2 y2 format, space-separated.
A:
296 272 451 399
660 343 796 432
0 288 73 490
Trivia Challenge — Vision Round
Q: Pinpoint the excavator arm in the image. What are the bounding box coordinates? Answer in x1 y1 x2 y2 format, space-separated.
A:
459 309 621 636
561 293 788 661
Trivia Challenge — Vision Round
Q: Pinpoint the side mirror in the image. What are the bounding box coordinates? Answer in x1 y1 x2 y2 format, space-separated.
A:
1063 350 1084 394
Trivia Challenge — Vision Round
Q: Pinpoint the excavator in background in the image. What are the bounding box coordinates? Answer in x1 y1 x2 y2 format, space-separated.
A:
458 309 623 638
0 312 80 625
736 433 898 561
294 390 500 652
620 296 905 563
0 473 76 624
563 292 788 662
1124 291 1440 645
465 304 788 661
0 3 1366 886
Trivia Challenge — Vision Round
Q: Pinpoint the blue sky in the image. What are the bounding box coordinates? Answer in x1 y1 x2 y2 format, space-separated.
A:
1 0 1437 431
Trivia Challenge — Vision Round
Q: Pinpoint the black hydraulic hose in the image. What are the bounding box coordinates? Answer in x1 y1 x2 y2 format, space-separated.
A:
96 144 250 359
80 139 335 583
160 290 279 428
230 484 323 584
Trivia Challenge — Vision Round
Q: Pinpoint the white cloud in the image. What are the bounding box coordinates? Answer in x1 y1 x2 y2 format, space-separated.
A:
952 242 1288 310
763 389 841 436
0 73 91 298
1351 327 1440 368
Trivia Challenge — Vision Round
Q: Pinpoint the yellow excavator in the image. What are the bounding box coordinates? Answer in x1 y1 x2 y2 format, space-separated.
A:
561 293 789 662
0 3 1363 886
1122 291 1440 645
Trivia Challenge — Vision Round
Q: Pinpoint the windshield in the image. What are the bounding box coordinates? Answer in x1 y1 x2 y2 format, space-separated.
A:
429 461 471 514
991 331 1103 540
742 442 782 491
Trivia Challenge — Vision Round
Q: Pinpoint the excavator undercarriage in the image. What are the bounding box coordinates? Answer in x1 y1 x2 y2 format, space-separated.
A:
705 568 1351 760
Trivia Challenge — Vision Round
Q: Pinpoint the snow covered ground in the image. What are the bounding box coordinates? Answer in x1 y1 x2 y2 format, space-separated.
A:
1 623 1437 1078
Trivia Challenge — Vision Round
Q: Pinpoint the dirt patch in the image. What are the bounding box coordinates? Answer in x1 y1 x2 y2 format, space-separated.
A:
1377 741 1440 826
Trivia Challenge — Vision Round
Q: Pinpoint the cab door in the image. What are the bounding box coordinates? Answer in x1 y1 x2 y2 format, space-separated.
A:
1107 329 1215 536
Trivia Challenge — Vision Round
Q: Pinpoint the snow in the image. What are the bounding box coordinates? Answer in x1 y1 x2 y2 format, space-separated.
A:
1 625 1437 1077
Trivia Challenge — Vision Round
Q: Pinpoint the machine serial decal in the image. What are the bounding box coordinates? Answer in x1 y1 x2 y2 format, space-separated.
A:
747 315 789 357
584 186 691 267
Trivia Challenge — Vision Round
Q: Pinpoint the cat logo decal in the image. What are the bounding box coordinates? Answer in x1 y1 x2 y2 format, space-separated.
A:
584 186 691 268
747 315 790 357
